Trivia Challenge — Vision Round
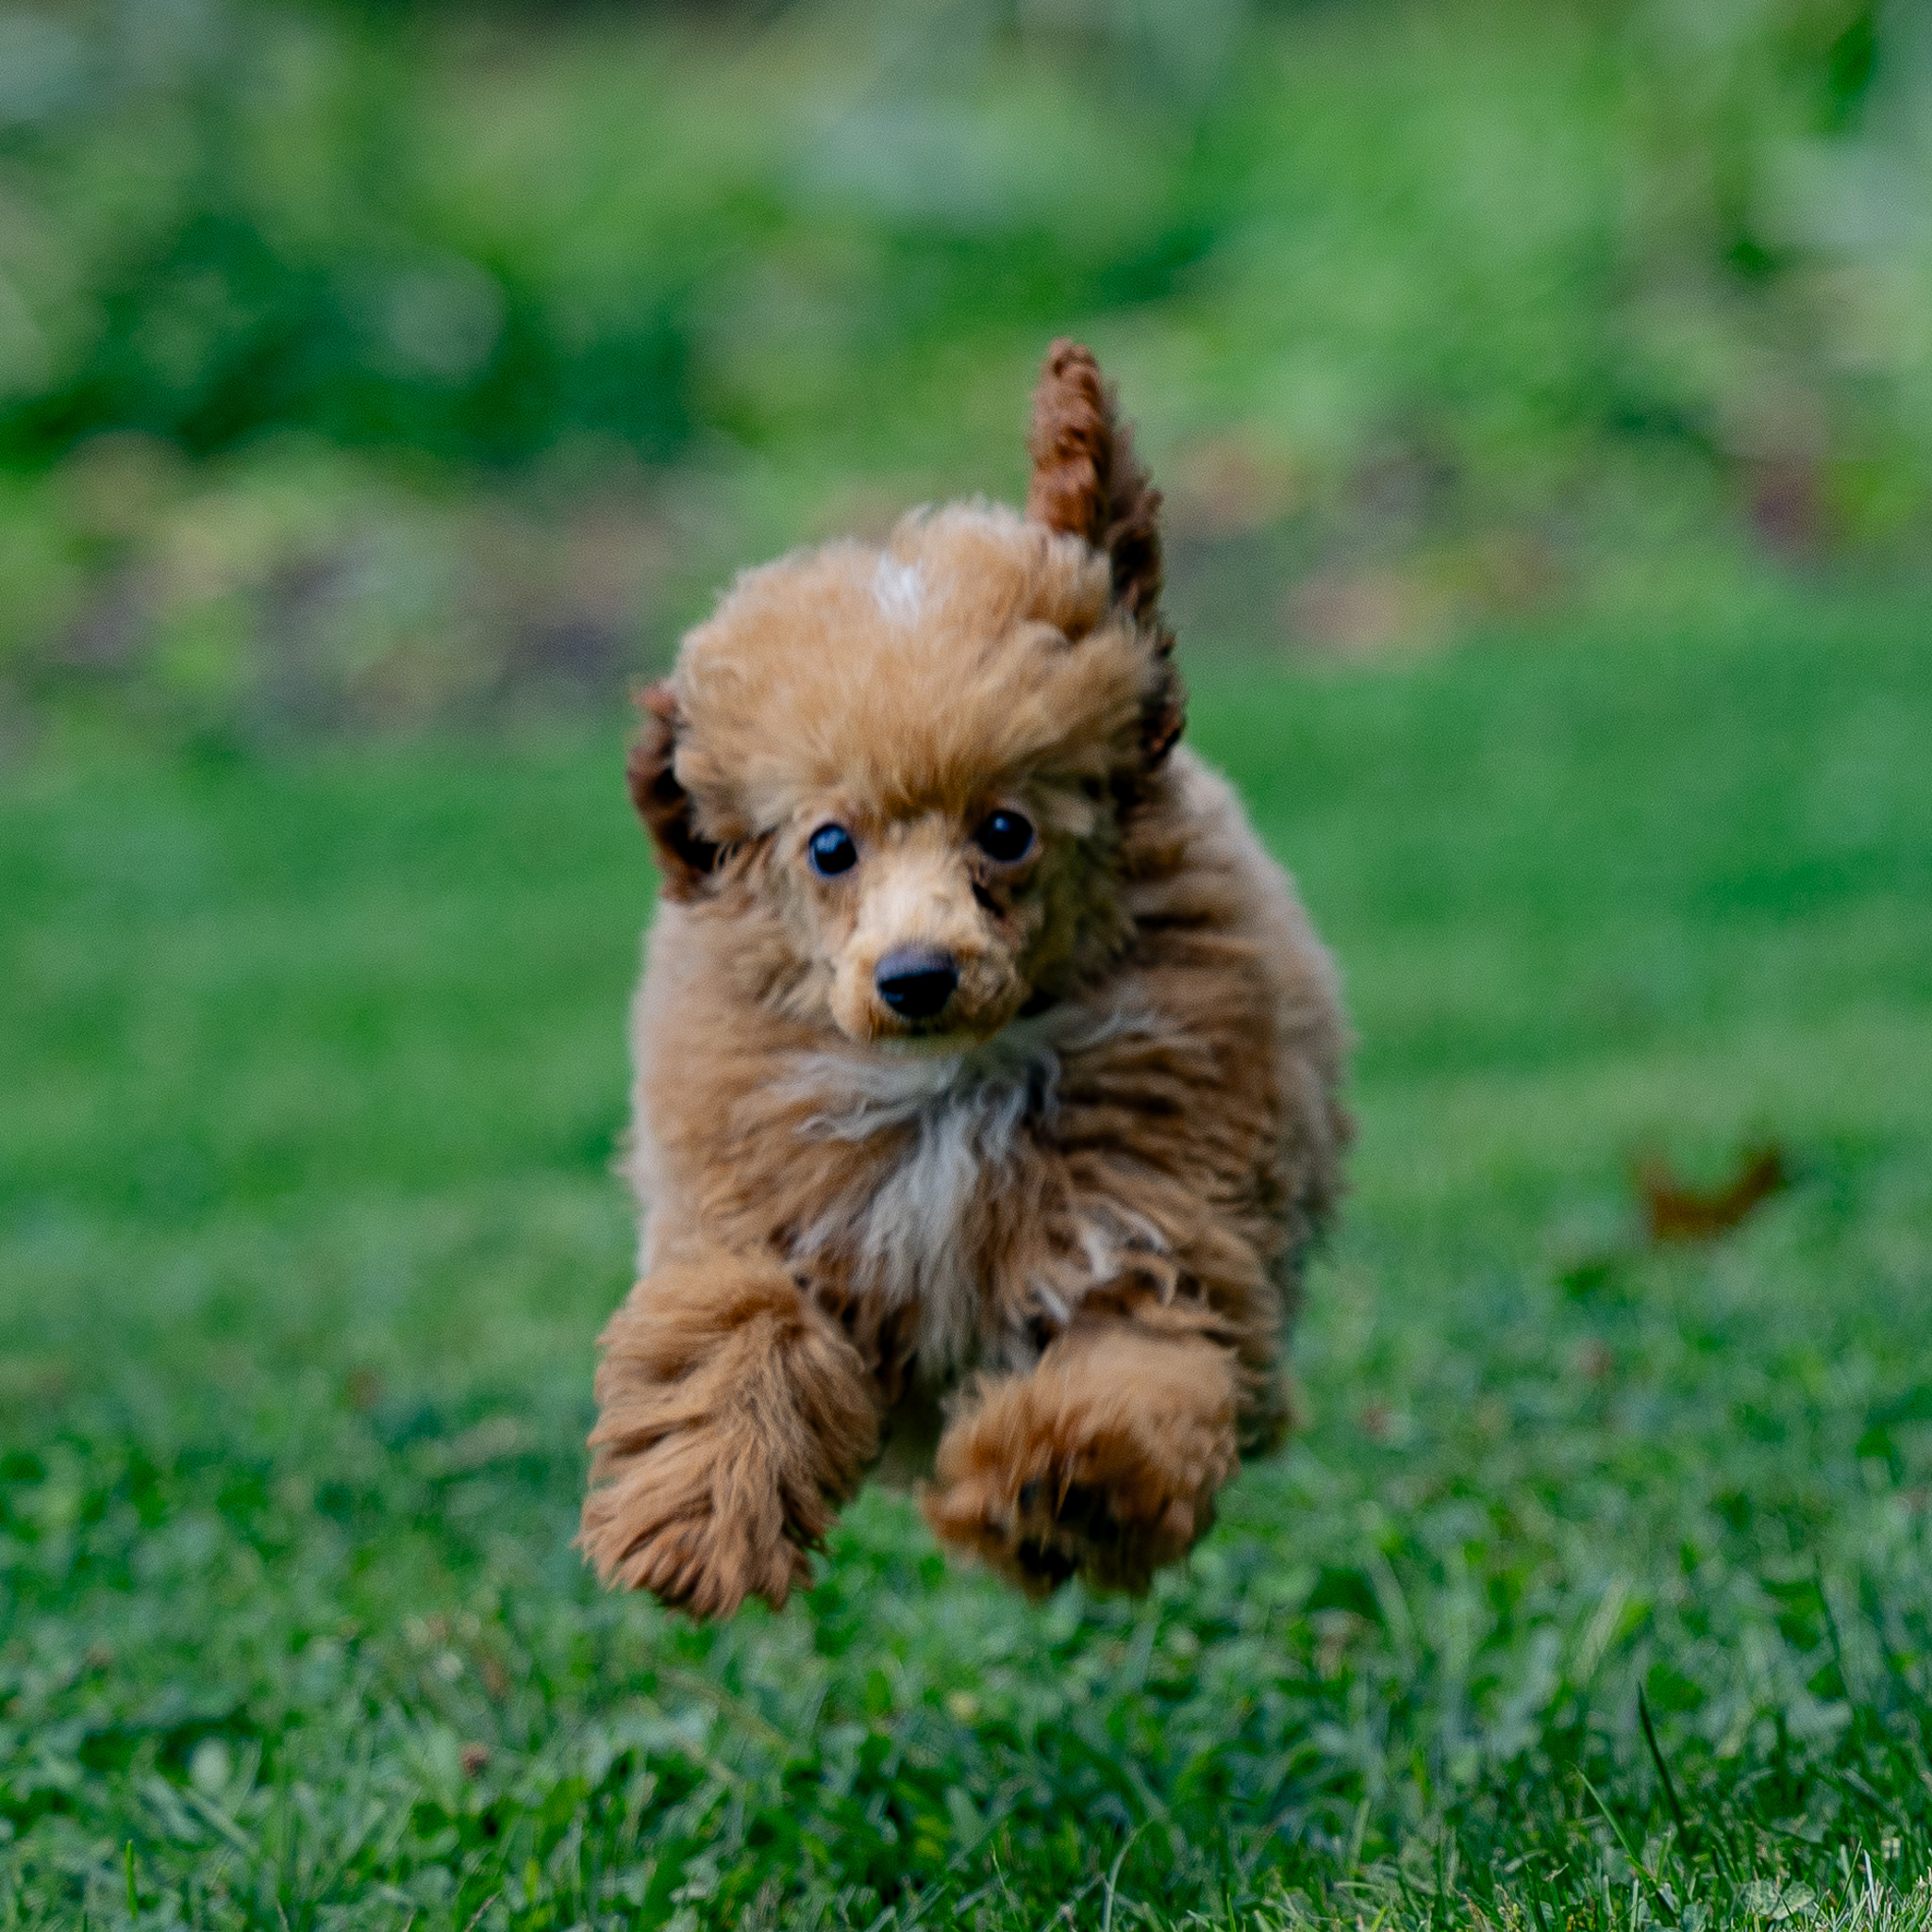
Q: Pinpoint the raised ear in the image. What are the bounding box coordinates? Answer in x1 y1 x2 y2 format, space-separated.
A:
626 680 721 900
1025 338 1164 623
1027 339 1182 773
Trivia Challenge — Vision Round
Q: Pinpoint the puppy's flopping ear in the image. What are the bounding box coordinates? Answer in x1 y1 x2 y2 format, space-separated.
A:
1025 338 1164 624
626 681 722 900
1026 339 1182 769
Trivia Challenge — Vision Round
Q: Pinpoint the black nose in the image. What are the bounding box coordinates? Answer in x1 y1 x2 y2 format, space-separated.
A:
875 947 958 1021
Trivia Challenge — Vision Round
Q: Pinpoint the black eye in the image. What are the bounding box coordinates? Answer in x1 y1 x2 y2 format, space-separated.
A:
974 810 1034 864
808 824 858 876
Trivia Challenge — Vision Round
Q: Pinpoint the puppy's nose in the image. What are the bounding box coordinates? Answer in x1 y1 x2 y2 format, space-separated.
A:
875 947 958 1021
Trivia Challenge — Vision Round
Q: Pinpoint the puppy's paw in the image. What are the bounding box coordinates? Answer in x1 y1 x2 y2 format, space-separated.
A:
582 1262 878 1619
922 1331 1238 1597
588 1480 810 1622
923 1441 1211 1598
581 1425 818 1621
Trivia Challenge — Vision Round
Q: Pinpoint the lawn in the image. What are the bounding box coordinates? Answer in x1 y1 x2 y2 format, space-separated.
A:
3 589 1932 1929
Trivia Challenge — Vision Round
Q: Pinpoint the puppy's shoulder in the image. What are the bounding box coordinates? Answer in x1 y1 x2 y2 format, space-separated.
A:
1124 746 1291 932
1124 746 1343 1042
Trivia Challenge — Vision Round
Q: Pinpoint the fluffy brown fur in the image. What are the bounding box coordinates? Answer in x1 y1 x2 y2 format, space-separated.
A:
581 340 1350 1616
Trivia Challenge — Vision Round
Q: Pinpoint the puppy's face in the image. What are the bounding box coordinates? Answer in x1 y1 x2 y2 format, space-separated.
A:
789 777 1063 1044
630 343 1179 1048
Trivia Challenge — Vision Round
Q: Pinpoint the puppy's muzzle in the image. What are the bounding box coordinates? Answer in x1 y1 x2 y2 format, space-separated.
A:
875 947 958 1022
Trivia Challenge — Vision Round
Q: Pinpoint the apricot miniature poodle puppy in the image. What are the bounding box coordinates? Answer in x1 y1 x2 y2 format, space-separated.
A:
580 341 1350 1618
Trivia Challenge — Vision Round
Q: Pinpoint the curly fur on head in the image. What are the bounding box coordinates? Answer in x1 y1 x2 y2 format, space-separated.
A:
581 341 1350 1619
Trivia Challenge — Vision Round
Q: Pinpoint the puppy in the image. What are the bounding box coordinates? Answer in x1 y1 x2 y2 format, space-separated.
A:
581 341 1349 1617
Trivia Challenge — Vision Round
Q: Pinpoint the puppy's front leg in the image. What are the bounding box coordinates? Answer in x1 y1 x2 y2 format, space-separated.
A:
580 1247 878 1619
922 1324 1240 1597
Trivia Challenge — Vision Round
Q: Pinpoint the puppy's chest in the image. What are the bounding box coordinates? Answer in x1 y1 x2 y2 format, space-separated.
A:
779 1044 1057 1382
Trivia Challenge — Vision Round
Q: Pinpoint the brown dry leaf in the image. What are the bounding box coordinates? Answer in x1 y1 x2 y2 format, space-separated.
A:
1635 1143 1789 1243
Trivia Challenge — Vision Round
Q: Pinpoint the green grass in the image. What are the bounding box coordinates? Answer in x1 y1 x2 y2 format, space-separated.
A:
4 591 1932 1928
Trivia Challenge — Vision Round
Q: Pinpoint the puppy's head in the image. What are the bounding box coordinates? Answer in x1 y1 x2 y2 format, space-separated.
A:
632 341 1181 1046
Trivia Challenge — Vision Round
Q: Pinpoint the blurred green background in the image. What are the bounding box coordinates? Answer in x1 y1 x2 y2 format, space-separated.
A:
3 0 1930 741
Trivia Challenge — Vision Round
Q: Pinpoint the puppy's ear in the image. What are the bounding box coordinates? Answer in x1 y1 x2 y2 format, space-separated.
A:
1027 339 1182 772
1025 338 1164 623
626 681 721 900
